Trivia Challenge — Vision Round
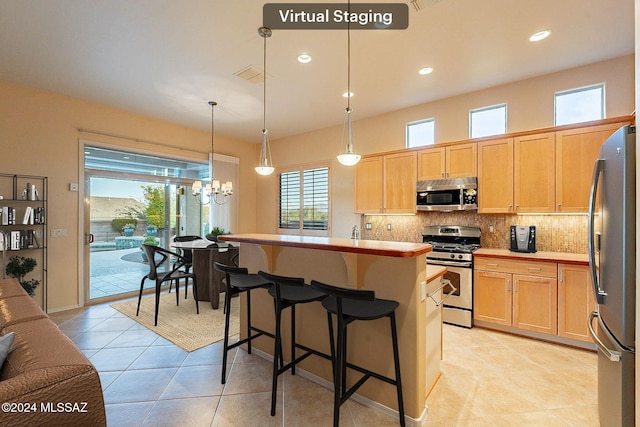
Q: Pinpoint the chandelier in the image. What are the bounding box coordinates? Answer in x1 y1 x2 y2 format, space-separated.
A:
192 101 233 205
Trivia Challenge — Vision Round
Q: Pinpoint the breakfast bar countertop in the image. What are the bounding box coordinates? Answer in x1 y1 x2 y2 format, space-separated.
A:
474 248 589 265
219 233 432 258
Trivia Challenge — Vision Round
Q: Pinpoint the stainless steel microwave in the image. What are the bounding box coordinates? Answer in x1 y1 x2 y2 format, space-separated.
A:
416 177 478 211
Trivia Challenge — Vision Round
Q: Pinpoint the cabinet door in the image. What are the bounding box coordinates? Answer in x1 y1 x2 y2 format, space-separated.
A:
383 152 417 213
558 264 595 342
512 274 558 335
477 138 513 213
473 270 512 326
446 143 477 179
556 122 624 212
514 132 555 213
354 156 383 213
417 147 445 180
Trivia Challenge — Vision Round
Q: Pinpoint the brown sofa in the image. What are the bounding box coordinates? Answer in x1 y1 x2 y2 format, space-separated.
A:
0 278 107 426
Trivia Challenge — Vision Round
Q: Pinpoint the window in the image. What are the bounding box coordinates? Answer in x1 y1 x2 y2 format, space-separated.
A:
406 118 435 148
555 84 604 126
279 165 329 235
470 104 507 138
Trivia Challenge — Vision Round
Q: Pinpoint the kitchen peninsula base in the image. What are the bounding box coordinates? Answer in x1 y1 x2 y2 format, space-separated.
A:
220 234 435 425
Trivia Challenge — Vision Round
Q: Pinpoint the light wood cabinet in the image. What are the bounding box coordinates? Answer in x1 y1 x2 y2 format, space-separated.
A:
384 152 417 213
556 122 624 212
474 270 512 326
558 263 595 342
354 156 383 213
514 132 556 213
474 257 558 335
354 152 416 214
512 274 557 334
417 143 477 181
477 138 513 213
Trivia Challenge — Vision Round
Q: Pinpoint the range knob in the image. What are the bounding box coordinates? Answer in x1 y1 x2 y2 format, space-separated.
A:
449 254 455 259
458 254 463 259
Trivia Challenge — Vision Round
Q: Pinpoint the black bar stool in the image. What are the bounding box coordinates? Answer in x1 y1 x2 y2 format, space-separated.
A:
310 279 405 427
257 271 330 416
213 262 274 384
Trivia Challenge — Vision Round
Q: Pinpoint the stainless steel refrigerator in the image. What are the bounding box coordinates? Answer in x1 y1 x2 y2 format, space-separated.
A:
588 125 636 427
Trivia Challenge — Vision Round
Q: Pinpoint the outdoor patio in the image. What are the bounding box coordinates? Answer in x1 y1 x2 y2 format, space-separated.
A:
90 247 161 299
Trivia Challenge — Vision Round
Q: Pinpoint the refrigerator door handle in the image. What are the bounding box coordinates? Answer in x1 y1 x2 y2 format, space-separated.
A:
588 311 622 362
588 158 606 304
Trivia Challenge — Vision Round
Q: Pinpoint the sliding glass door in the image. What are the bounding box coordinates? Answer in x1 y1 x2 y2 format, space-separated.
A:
83 145 238 303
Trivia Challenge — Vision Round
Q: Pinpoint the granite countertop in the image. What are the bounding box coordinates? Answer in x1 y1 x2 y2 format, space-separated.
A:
474 248 589 265
219 233 432 258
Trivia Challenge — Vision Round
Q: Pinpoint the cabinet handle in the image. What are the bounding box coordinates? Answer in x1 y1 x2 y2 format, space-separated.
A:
507 279 511 291
514 280 518 292
508 205 512 211
527 267 542 272
446 172 449 177
557 204 561 209
486 263 499 267
441 172 445 178
559 269 563 282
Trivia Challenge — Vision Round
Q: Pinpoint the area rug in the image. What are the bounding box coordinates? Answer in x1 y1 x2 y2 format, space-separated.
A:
111 293 238 352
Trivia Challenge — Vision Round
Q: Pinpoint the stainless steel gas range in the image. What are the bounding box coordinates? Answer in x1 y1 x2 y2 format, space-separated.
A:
422 225 481 328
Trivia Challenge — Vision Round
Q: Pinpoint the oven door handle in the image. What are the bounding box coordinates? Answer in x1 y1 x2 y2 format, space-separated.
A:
427 259 473 268
427 279 457 307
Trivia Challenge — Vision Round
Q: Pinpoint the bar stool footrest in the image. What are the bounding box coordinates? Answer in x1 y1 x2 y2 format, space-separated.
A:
227 326 275 351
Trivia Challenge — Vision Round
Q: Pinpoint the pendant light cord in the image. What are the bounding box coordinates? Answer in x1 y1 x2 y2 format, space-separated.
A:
209 101 217 181
263 32 267 132
347 0 351 113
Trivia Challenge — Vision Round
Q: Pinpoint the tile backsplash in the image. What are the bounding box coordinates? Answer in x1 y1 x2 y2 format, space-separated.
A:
360 211 588 253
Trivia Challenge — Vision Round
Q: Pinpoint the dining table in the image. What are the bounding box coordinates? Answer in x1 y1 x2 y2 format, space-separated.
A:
171 239 238 309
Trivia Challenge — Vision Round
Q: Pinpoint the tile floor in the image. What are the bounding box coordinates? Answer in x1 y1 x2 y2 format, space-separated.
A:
50 302 599 427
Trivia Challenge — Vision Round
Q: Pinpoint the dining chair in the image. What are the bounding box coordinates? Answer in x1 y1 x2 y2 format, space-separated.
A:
137 244 199 326
170 235 203 299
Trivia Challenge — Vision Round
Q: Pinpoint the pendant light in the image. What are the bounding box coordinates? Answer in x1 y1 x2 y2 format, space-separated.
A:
192 101 233 204
337 1 361 167
255 26 275 176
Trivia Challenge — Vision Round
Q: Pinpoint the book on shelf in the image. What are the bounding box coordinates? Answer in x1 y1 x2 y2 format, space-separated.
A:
22 206 34 225
34 207 45 224
10 230 19 250
1 206 16 225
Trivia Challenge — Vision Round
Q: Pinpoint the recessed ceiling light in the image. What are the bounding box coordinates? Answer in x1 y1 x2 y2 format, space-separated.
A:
529 29 551 42
342 91 354 98
297 54 312 63
418 66 433 75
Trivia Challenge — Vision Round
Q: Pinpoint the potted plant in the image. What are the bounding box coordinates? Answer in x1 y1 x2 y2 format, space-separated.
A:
140 236 159 262
206 226 228 242
5 256 40 296
122 223 136 236
146 224 158 237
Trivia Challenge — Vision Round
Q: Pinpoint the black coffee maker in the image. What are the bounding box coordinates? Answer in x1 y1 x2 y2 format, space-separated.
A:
510 226 536 253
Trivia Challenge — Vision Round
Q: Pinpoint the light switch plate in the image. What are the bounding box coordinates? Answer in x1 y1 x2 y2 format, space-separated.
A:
69 183 79 192
386 223 392 230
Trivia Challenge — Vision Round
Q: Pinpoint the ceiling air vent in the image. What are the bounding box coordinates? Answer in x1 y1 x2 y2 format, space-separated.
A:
408 0 445 12
233 65 264 83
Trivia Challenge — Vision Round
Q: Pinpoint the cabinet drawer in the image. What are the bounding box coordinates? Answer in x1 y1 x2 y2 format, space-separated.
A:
474 257 557 278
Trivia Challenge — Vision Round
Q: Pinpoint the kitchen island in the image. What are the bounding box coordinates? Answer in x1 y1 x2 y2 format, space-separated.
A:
219 233 434 424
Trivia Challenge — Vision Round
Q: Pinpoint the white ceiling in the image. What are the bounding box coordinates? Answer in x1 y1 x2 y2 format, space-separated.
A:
0 0 634 143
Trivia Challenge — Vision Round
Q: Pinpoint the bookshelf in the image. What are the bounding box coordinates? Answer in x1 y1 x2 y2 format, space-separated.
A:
0 173 48 312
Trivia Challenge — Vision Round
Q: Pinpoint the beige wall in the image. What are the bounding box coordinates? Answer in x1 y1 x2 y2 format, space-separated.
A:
0 81 259 311
260 54 635 240
0 54 634 311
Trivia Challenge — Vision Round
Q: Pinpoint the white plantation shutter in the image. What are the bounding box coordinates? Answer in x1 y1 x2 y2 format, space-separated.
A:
279 166 329 235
